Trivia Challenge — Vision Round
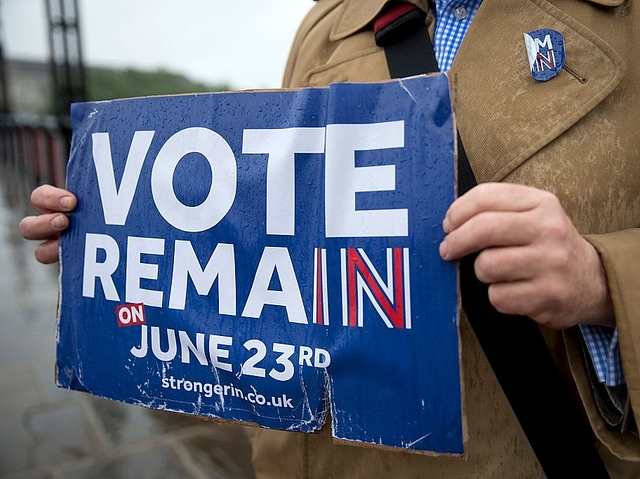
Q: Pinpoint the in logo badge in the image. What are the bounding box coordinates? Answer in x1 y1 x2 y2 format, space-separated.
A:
524 29 565 82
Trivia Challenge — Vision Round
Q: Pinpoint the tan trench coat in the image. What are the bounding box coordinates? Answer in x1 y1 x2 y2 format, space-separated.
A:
246 0 640 477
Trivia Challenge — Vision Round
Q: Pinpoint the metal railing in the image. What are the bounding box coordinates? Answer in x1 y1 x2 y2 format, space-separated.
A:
0 115 67 188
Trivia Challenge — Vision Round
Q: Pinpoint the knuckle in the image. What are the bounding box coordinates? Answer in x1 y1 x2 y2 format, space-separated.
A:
537 189 561 209
540 212 566 235
533 312 553 328
539 217 572 249
30 184 58 210
18 217 31 237
476 184 497 209
539 280 564 306
487 285 509 313
31 184 49 200
530 281 563 322
18 216 40 239
33 244 49 264
546 247 571 271
30 187 41 206
474 253 493 283
469 217 493 243
34 241 58 265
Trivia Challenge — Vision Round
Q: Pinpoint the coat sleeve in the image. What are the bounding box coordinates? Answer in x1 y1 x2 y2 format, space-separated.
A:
566 229 640 461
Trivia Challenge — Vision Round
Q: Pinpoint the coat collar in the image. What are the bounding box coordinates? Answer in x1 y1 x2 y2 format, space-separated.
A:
328 0 623 42
583 0 625 6
330 0 429 41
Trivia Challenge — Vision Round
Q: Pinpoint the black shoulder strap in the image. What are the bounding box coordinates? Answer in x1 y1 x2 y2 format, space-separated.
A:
375 5 610 478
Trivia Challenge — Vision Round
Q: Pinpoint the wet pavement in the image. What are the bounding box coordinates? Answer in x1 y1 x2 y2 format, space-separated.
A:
0 164 256 479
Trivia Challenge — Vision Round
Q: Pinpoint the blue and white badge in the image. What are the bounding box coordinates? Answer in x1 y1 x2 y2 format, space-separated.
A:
524 29 565 82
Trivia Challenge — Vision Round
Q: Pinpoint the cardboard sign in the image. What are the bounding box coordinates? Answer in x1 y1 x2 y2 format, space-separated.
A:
57 74 463 454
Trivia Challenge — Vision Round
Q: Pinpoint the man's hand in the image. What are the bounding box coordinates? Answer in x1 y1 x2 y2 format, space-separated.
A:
19 185 77 264
439 183 614 329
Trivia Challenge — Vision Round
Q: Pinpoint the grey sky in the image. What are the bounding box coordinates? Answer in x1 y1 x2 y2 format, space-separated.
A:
2 1 313 90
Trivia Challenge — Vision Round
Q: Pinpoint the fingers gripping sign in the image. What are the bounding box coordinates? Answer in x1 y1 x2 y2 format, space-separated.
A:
19 185 77 264
439 183 614 329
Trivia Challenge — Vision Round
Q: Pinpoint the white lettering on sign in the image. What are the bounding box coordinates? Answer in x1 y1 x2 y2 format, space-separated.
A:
169 241 236 314
125 236 164 307
129 325 330 381
151 127 237 232
83 122 415 326
116 302 145 327
325 121 407 237
92 131 155 226
83 234 412 329
242 127 325 236
242 246 308 324
83 232 120 301
91 122 408 237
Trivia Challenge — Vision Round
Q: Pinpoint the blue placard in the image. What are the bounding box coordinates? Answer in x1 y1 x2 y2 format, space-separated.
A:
57 74 463 454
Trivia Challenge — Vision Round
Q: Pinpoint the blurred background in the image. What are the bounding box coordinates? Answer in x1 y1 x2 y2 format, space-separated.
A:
0 1 313 477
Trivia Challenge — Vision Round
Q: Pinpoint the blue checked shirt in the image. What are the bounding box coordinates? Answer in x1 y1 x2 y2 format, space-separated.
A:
432 0 624 386
432 0 483 72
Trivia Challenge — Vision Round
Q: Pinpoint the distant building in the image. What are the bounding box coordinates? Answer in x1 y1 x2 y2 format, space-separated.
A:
5 59 53 117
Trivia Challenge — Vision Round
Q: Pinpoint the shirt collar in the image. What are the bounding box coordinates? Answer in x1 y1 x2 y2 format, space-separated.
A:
433 0 482 14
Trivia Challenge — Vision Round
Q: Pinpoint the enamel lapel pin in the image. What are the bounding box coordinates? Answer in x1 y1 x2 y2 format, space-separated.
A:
524 29 565 81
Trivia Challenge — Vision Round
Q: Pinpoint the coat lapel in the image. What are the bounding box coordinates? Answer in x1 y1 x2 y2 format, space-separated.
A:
450 0 625 183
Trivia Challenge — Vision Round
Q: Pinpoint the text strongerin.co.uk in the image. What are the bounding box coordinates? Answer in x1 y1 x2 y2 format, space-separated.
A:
161 374 295 409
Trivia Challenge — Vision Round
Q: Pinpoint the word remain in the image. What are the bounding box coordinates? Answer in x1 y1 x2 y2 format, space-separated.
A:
84 234 412 328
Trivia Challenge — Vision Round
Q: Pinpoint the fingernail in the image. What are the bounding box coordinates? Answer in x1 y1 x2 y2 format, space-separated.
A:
52 214 66 229
439 240 448 259
60 196 73 210
442 216 451 233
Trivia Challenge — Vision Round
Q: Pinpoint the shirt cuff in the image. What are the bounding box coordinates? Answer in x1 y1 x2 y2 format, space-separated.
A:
579 325 625 387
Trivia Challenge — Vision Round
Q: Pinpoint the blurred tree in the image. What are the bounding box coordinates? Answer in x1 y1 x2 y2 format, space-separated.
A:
86 66 231 101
